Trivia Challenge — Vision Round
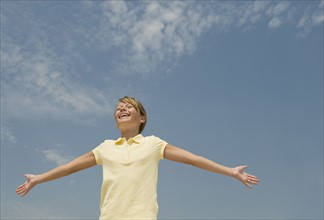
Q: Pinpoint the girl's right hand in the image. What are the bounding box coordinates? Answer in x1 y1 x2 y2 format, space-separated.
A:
16 174 38 197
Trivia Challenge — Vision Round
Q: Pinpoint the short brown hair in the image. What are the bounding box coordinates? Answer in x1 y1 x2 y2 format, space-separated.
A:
118 96 147 133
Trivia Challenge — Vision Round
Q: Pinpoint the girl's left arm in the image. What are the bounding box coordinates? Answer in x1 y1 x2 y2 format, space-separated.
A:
163 144 260 188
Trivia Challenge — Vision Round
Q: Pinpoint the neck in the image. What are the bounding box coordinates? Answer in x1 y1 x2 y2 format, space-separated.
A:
120 128 140 140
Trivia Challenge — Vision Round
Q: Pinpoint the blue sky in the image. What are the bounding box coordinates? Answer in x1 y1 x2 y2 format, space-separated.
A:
1 1 323 219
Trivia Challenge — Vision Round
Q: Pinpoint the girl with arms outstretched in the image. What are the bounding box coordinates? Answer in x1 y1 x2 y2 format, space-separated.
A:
16 96 260 220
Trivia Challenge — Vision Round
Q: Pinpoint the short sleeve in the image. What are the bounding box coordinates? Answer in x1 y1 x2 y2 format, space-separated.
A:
92 141 106 165
151 136 168 160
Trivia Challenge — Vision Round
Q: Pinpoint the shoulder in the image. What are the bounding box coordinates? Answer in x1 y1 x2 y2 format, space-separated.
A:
94 139 116 149
102 139 116 145
143 135 163 142
143 135 168 146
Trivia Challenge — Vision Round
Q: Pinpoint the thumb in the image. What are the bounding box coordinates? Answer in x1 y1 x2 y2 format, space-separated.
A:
24 174 31 179
24 174 34 182
241 165 248 171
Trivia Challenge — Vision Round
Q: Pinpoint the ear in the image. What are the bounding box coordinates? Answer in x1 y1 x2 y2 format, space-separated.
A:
140 116 146 123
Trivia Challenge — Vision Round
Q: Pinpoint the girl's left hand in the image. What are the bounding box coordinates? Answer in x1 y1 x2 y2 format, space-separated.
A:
232 166 260 188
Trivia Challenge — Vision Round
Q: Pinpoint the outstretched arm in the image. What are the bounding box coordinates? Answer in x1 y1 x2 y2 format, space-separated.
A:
164 144 259 188
16 151 97 197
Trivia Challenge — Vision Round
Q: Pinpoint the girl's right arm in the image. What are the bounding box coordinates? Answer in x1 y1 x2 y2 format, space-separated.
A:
16 151 97 197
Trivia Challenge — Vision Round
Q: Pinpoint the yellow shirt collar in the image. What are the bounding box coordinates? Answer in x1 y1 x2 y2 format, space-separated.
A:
115 134 144 145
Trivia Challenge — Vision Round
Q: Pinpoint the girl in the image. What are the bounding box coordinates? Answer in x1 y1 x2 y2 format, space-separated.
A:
16 96 260 220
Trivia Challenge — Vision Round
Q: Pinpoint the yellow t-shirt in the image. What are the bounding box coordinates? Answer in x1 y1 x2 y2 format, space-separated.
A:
92 134 168 220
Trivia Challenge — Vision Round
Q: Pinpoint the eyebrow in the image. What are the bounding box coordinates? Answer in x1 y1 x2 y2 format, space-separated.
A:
115 103 134 108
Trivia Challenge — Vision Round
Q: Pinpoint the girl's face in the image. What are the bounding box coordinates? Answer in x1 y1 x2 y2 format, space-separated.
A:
114 102 145 131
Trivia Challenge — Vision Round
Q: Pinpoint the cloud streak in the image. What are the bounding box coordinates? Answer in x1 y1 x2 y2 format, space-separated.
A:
90 1 324 76
297 1 324 37
42 149 71 166
1 37 113 120
1 1 115 121
0 125 18 145
1 199 75 219
1 1 323 120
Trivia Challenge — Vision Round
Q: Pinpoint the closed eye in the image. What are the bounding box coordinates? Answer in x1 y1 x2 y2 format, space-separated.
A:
115 105 134 112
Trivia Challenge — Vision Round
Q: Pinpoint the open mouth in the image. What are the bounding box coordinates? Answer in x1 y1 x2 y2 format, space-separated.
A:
119 113 130 119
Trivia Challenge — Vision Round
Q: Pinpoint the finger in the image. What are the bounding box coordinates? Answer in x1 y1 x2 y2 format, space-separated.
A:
16 189 26 196
16 186 25 194
247 173 258 179
16 187 24 193
21 190 28 197
16 185 23 190
251 178 260 183
251 179 260 185
246 174 260 183
16 185 26 193
17 182 26 187
249 177 260 184
248 176 259 183
247 179 258 185
17 188 28 197
247 175 259 180
243 181 252 188
247 175 256 179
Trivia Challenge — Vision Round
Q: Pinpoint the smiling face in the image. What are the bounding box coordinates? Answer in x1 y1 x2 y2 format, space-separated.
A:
114 96 147 134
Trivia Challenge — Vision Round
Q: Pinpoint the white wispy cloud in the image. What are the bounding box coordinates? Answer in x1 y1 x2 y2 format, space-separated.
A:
92 1 323 76
266 1 290 29
1 38 113 120
0 125 18 145
1 2 114 121
94 1 208 77
236 1 270 28
41 148 71 166
297 1 324 37
1 1 323 121
1 199 75 219
268 17 283 29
